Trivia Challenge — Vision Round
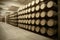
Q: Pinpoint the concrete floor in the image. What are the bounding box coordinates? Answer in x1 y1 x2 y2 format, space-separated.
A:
0 22 53 40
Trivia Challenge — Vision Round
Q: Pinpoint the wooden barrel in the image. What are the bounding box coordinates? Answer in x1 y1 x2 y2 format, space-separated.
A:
40 11 46 18
47 28 56 36
28 25 31 30
40 2 46 9
28 20 31 24
35 26 40 32
35 19 40 25
25 25 28 29
31 26 35 31
32 13 35 18
36 5 40 11
47 10 57 17
28 3 31 7
36 12 40 18
31 1 35 6
40 27 46 34
47 19 57 27
28 8 31 12
25 15 28 18
47 1 56 8
35 0 40 4
26 20 28 24
31 19 35 24
25 9 28 13
31 7 35 12
28 14 31 18
41 19 46 26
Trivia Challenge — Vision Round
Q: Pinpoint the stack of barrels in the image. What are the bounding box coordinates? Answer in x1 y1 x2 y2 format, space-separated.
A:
6 0 58 39
7 12 18 26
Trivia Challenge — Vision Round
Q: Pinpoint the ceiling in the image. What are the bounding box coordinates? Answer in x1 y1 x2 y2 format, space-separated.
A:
0 0 34 16
0 0 34 4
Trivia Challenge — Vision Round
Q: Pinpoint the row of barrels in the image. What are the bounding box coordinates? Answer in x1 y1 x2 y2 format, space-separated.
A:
18 10 57 19
6 12 18 26
6 0 58 39
18 24 57 37
18 19 57 27
18 0 57 39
